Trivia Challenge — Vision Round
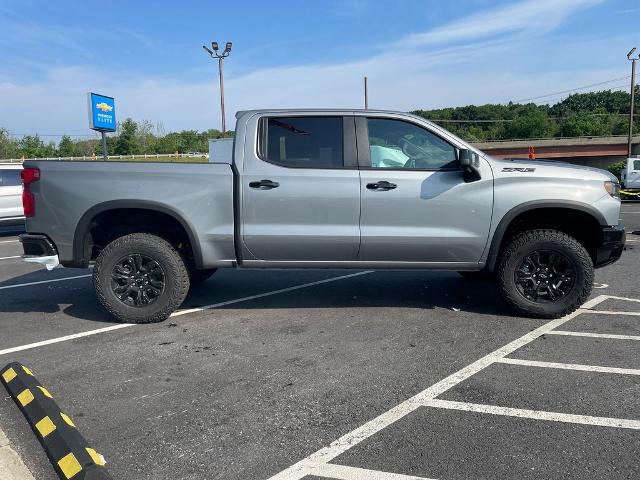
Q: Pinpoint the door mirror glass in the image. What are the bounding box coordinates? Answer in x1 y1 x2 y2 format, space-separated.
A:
458 149 481 182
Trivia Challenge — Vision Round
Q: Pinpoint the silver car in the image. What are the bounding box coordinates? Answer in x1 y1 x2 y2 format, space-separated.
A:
0 164 24 223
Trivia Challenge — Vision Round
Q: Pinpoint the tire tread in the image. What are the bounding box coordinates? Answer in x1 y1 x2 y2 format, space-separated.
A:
496 229 593 319
93 233 190 323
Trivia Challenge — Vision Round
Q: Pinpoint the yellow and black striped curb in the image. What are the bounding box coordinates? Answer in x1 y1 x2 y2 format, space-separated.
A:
621 189 640 200
1 362 112 480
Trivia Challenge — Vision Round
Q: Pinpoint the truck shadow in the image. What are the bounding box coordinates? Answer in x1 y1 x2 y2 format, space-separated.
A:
0 269 511 323
186 270 511 317
0 270 115 323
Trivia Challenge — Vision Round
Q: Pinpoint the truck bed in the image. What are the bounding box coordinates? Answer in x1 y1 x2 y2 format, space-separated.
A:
24 160 236 268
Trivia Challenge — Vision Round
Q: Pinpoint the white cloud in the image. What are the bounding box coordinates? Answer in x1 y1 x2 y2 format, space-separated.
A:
400 0 604 47
0 0 622 138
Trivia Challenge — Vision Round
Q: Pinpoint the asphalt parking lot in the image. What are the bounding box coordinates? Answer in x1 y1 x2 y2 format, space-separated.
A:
1 204 639 480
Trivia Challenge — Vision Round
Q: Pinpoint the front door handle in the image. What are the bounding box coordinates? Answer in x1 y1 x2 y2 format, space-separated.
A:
249 179 280 189
366 181 397 191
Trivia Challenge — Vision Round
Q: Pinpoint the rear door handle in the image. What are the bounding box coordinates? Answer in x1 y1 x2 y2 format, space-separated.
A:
249 179 280 189
366 181 397 191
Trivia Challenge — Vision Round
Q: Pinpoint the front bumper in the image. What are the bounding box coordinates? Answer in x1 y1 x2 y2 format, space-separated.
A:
595 223 625 268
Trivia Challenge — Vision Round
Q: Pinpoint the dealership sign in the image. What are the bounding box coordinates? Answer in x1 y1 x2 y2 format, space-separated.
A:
87 92 116 132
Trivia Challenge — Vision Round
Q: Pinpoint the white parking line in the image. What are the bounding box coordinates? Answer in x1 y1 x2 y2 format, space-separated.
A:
602 295 640 303
311 463 435 480
0 255 20 261
497 357 640 376
585 310 640 316
0 323 134 356
171 271 373 317
423 399 640 430
267 295 608 480
0 274 92 291
0 272 374 356
548 330 640 341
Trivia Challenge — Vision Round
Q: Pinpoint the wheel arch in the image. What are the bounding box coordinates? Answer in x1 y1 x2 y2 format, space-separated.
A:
485 201 607 273
70 200 203 269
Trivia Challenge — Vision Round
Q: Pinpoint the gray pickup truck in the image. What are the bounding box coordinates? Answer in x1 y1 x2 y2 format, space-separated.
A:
20 109 625 323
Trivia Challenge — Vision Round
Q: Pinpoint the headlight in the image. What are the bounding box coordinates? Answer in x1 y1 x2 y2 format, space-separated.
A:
604 181 620 199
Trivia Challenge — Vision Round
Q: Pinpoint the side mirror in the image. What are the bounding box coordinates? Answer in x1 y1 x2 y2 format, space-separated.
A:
459 149 481 183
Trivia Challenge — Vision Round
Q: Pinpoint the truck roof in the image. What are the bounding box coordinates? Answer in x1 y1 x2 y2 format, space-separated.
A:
235 108 420 118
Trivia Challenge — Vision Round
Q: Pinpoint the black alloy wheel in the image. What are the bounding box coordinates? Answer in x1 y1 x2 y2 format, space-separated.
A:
110 254 166 307
514 249 576 303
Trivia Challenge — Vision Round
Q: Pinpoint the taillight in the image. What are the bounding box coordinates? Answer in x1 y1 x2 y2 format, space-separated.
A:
21 168 40 217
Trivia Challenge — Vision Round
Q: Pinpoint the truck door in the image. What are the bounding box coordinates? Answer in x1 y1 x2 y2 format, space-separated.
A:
240 115 361 262
357 116 493 264
625 158 640 189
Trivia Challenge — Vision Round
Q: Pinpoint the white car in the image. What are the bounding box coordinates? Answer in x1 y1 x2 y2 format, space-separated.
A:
621 157 640 190
0 164 24 223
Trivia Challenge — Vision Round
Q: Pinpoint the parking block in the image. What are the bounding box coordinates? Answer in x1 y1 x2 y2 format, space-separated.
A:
1 362 112 480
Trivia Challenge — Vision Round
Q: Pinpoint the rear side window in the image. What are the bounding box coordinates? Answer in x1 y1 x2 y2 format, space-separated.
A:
633 160 640 171
263 117 344 168
0 169 21 187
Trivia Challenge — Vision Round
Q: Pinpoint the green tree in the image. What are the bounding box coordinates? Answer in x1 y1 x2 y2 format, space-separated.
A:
17 135 55 158
57 135 76 157
506 108 556 139
114 118 138 155
0 128 18 159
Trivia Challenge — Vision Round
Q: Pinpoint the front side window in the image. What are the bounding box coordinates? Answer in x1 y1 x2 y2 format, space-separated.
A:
633 159 640 171
264 117 343 168
367 118 457 170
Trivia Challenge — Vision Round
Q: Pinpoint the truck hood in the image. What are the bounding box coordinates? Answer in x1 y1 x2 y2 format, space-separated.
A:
491 157 618 182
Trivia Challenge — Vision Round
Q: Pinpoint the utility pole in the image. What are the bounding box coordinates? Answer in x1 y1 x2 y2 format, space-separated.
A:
627 47 639 157
364 76 369 109
203 41 233 133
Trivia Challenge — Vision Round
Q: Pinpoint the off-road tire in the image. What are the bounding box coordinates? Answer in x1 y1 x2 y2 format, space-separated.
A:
190 268 218 284
496 229 593 319
93 233 190 323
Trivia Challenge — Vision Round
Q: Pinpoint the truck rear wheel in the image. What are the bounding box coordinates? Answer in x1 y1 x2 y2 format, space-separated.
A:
93 233 190 323
496 229 593 319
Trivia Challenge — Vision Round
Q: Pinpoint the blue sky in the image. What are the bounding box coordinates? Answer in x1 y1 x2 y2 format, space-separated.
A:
0 0 637 137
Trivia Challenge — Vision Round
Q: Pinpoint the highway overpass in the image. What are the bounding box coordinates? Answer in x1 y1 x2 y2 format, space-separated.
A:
474 135 640 168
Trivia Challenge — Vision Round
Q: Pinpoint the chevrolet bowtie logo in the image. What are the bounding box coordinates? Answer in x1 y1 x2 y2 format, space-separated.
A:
95 102 113 112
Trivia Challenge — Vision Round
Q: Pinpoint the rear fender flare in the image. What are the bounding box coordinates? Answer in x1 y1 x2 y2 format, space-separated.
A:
71 200 203 268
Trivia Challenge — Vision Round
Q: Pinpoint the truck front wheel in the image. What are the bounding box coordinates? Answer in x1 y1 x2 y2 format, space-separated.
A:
93 233 190 323
496 229 593 319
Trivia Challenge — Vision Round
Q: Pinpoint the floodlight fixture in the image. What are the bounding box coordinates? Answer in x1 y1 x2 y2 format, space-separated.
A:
202 40 233 133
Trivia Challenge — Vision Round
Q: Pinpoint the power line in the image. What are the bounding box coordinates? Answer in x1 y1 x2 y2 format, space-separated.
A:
430 112 637 124
532 82 633 105
515 75 632 103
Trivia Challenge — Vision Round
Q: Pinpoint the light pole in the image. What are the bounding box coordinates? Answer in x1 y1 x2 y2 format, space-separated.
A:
627 47 640 157
364 76 369 109
203 41 232 133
